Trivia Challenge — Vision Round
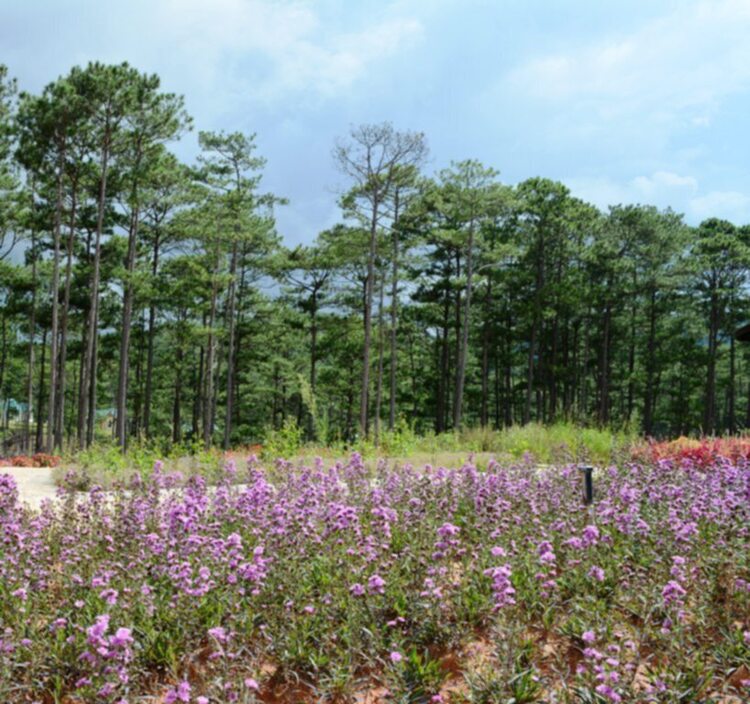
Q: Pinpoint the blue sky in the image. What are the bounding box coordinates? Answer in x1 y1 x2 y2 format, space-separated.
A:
3 0 750 243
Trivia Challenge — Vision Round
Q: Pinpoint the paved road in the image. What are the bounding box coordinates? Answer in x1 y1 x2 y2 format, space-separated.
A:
1 466 58 508
0 467 254 509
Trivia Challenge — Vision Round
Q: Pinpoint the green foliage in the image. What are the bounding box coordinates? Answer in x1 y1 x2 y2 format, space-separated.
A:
389 647 448 704
262 418 303 459
2 62 750 460
59 440 224 486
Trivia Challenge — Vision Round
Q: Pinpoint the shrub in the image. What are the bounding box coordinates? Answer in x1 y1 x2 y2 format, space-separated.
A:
31 453 61 467
634 436 750 469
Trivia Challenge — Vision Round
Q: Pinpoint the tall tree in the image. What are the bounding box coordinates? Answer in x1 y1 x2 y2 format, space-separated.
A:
428 161 506 429
195 130 280 448
113 74 189 450
68 62 143 448
139 152 188 438
692 218 749 434
335 122 427 439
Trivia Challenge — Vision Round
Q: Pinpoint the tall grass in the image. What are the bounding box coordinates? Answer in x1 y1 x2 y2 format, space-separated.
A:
53 422 635 488
282 421 636 467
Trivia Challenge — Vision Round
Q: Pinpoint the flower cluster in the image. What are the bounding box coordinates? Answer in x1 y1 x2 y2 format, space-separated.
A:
0 452 748 702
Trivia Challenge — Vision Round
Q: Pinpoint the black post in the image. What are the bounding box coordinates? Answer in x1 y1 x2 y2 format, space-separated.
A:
578 465 594 505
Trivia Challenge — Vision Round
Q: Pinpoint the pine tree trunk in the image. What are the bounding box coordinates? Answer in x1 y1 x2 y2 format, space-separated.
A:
549 313 559 420
76 228 92 446
81 124 111 448
223 241 239 449
116 194 141 451
388 194 400 431
626 297 636 424
436 290 450 433
55 180 78 450
504 304 513 427
25 216 37 453
643 288 658 435
203 246 219 447
525 231 545 425
0 314 6 437
47 143 66 452
598 300 612 426
480 277 492 427
360 199 379 438
192 345 203 440
172 348 183 444
728 332 736 433
143 233 160 438
36 329 47 452
132 312 146 438
580 308 592 421
86 330 98 447
374 273 386 445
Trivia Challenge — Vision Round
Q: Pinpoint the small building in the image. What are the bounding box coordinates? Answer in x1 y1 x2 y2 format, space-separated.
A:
0 398 32 427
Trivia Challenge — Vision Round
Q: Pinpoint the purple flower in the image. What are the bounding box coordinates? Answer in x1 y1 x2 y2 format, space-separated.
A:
484 564 516 610
11 588 27 601
582 524 600 546
208 627 228 642
662 580 687 606
595 684 622 702
110 628 133 647
87 614 110 641
437 522 460 538
165 681 191 703
368 574 386 595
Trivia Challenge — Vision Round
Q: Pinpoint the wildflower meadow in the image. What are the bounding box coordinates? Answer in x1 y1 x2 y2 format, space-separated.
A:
1 452 749 702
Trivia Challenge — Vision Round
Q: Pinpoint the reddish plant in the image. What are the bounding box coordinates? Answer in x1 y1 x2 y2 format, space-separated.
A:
6 453 61 468
10 455 33 467
634 436 750 469
32 453 61 468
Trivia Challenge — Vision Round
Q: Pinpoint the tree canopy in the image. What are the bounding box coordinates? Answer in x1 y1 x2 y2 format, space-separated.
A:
1 61 749 453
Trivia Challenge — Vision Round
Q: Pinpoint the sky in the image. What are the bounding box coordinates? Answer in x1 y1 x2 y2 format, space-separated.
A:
3 0 750 243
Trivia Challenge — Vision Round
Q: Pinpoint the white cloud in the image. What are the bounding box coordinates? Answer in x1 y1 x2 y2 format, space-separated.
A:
506 0 750 126
632 171 698 197
689 190 750 222
566 170 699 211
565 176 634 211
565 173 750 225
153 0 423 104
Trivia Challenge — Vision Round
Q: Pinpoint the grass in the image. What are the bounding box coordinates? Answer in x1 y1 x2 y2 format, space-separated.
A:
265 421 636 467
48 423 637 489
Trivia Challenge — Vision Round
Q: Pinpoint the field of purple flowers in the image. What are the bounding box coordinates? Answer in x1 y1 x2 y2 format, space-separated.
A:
1 454 749 703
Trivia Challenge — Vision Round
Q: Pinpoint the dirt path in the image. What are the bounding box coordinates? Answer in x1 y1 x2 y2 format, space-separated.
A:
1 466 59 507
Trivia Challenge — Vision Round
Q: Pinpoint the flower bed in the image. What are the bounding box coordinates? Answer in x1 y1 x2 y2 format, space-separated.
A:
0 454 748 702
0 452 62 468
634 436 750 469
